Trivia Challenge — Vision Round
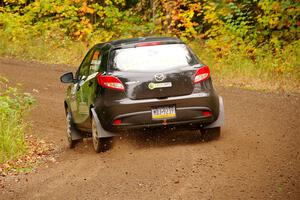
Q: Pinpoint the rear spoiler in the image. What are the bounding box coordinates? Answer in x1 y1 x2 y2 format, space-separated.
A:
112 40 185 50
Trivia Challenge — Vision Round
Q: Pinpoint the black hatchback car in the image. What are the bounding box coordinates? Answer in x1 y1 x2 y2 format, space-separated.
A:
60 37 224 152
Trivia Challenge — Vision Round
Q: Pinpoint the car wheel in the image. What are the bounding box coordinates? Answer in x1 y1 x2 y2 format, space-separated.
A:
66 110 79 149
200 127 221 141
92 116 113 153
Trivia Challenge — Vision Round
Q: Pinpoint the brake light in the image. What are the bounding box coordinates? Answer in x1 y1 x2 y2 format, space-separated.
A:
113 119 122 125
194 66 210 83
97 75 125 91
202 110 212 117
135 42 162 47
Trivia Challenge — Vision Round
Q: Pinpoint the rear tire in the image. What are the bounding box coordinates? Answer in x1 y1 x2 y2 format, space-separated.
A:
92 116 113 153
200 127 221 141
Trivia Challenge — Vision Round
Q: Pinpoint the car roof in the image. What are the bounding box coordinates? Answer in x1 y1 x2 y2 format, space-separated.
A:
96 36 184 49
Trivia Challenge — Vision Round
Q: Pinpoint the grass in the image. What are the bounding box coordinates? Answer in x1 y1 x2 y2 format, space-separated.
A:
0 31 86 67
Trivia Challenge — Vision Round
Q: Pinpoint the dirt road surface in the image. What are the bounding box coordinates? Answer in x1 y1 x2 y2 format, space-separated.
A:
0 58 299 200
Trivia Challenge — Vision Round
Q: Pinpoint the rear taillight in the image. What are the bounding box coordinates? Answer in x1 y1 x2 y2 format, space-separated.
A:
194 66 210 83
97 75 125 91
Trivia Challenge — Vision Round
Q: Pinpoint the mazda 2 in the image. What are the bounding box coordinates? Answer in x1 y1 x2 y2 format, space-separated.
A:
60 37 224 152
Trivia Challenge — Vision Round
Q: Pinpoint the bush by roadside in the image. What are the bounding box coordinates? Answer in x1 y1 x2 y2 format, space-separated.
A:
0 77 59 176
0 76 35 163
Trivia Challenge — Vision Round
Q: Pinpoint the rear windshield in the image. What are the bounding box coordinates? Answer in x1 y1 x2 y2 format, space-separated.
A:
111 44 199 72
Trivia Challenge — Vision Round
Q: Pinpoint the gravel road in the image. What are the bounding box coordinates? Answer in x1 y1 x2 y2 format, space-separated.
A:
0 58 299 200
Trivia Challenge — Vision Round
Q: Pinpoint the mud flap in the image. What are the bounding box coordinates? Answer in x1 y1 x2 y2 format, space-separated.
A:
67 111 84 140
204 96 224 129
70 126 83 140
91 108 118 138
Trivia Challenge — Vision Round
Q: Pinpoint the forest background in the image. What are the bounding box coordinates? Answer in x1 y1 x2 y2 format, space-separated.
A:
0 0 299 92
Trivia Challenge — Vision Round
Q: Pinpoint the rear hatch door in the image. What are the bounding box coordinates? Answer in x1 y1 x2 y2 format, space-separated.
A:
109 43 200 100
112 67 197 100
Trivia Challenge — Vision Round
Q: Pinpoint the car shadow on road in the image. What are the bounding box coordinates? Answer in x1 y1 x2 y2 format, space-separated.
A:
119 128 220 149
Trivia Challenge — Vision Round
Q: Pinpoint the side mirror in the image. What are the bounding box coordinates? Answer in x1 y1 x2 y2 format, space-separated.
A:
60 72 75 83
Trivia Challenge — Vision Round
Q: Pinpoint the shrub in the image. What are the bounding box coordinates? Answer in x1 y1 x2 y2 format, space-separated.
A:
0 77 35 163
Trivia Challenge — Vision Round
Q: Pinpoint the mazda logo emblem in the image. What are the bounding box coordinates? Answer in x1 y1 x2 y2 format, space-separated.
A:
154 73 165 82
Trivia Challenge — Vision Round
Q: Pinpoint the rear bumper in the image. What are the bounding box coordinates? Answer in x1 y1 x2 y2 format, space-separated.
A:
112 118 214 131
94 91 220 132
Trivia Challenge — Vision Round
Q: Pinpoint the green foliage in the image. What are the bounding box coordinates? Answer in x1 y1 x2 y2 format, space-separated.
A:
0 77 35 163
0 0 299 91
189 39 300 91
0 0 151 41
1 0 298 47
0 0 154 65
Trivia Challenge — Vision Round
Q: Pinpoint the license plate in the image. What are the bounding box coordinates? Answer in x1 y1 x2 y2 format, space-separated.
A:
148 82 172 90
151 106 176 120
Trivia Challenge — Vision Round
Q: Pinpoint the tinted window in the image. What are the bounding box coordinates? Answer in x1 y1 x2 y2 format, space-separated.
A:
111 44 198 72
76 49 94 79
